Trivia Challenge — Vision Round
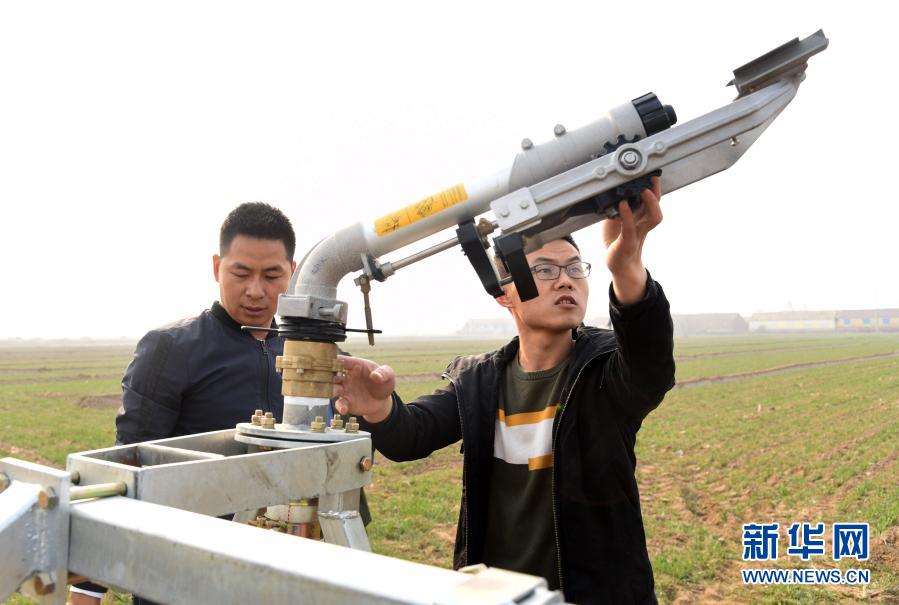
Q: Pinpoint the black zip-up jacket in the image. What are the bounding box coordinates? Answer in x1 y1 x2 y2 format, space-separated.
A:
361 277 674 604
115 301 284 444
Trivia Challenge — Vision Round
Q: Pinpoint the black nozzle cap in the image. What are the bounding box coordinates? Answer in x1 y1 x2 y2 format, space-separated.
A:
631 92 677 136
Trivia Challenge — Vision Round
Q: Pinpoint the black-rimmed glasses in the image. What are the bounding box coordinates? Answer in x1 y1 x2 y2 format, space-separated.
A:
530 261 591 280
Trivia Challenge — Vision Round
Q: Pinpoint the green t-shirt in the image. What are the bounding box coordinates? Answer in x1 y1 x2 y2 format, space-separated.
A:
482 355 569 589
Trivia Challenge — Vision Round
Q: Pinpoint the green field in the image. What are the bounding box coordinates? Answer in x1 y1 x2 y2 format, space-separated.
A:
2 333 898 604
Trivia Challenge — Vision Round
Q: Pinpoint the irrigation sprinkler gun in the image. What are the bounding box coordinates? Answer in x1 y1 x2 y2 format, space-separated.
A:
272 31 828 435
1 31 826 605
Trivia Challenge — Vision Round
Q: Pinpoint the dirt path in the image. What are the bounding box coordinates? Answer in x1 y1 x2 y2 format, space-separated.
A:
396 351 899 387
675 351 899 389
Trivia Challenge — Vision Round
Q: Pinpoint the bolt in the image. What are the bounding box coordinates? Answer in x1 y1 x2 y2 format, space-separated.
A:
519 199 530 209
255 409 263 416
310 416 326 433
33 573 56 595
38 487 58 510
345 416 360 433
359 457 373 472
499 208 510 218
553 124 566 136
70 471 80 485
251 411 261 425
0 472 9 493
593 167 607 179
521 138 533 150
605 206 620 219
264 412 274 419
261 416 275 429
653 141 666 153
619 149 641 169
330 414 344 430
730 136 740 147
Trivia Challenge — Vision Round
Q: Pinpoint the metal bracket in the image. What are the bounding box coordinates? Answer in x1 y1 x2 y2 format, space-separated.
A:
318 510 371 551
0 458 71 605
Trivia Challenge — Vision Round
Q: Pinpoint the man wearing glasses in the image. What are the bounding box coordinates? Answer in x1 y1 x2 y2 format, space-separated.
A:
335 177 674 604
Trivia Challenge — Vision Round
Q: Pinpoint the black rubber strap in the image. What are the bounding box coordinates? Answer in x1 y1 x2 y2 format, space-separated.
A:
456 220 503 297
495 233 539 302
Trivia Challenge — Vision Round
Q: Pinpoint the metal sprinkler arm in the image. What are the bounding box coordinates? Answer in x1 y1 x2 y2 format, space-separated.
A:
278 30 827 328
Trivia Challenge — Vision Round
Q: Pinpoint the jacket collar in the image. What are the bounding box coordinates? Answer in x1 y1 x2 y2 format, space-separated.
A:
447 325 618 382
210 301 280 340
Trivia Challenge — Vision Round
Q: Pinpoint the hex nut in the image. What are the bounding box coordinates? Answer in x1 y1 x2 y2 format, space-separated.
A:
330 414 344 430
345 417 360 433
359 457 373 472
38 487 58 510
261 416 275 429
310 416 326 433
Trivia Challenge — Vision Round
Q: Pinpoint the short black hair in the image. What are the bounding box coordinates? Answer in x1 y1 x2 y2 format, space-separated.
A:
559 234 579 251
219 202 296 261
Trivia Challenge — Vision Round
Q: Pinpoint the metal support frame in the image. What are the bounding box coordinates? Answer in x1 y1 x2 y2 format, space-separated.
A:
0 458 71 605
66 496 561 605
67 429 372 517
1 431 564 604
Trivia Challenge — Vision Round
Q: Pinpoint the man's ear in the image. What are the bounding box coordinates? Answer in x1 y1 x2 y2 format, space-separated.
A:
213 255 222 282
291 260 297 273
495 288 515 310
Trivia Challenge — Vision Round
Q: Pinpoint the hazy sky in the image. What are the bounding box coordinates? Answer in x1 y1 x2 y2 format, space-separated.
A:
1 2 896 339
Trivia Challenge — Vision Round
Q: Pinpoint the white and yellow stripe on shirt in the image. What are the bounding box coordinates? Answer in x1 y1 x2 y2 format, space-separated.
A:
493 403 558 471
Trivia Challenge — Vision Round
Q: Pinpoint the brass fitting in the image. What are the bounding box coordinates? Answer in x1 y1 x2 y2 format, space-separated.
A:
330 414 344 430
310 416 326 433
276 340 343 398
345 416 360 433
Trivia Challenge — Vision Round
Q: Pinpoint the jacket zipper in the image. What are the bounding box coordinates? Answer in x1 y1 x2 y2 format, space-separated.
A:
551 352 603 593
259 339 270 413
443 372 470 567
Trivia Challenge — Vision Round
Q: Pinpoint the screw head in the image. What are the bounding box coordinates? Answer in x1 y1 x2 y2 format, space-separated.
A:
499 208 510 218
358 457 373 472
38 487 58 510
519 199 530 209
553 124 566 136
619 149 642 169
521 138 533 150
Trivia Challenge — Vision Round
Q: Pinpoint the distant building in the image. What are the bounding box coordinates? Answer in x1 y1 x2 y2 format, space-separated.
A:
672 313 748 337
835 308 899 332
749 311 836 332
456 318 516 339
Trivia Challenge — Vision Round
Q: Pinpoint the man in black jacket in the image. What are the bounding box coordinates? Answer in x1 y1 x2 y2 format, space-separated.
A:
69 202 296 605
334 178 674 604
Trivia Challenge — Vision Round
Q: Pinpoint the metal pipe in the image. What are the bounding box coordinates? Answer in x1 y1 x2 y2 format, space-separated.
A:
70 482 127 501
281 100 647 305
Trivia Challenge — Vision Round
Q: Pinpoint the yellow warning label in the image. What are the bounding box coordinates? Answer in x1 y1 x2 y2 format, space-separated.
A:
374 183 469 237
